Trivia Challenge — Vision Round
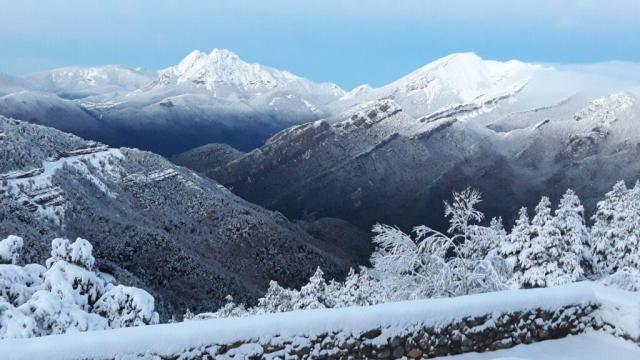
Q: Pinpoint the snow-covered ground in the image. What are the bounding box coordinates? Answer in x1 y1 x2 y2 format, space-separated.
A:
445 331 640 360
0 282 637 359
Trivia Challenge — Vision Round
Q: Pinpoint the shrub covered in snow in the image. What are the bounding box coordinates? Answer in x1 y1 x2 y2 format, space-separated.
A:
0 235 23 265
93 285 159 328
0 235 159 339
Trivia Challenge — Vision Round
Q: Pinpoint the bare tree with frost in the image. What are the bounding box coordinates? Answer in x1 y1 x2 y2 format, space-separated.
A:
370 187 510 300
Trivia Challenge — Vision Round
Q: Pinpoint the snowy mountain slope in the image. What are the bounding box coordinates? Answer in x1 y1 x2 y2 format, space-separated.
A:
330 53 539 119
0 49 346 156
0 91 107 137
0 115 355 318
210 98 516 231
25 65 155 99
170 143 244 173
206 55 640 232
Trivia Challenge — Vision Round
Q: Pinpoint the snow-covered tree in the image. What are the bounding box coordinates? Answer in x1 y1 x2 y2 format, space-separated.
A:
444 187 484 244
371 188 508 299
0 299 37 339
370 223 450 300
499 207 530 273
329 268 385 308
292 268 328 310
204 295 249 319
518 197 563 288
0 235 23 265
517 194 590 288
18 290 108 336
465 217 507 261
256 281 297 314
43 238 106 310
591 181 640 274
554 189 592 280
93 285 160 327
0 235 159 339
46 237 95 270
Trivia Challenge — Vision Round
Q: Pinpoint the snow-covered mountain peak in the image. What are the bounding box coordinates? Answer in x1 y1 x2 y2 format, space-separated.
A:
340 84 373 100
330 53 545 119
208 48 242 61
158 48 302 92
392 52 539 100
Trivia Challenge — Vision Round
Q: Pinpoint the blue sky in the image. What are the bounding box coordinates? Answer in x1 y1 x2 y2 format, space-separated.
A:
1 0 638 89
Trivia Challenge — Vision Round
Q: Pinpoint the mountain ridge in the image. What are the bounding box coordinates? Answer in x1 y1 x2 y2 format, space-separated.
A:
0 115 358 318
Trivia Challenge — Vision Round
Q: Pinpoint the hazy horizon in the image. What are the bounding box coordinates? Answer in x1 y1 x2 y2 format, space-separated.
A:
1 0 639 88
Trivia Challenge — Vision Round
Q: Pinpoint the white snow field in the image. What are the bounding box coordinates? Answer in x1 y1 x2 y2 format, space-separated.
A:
445 331 640 360
0 282 638 359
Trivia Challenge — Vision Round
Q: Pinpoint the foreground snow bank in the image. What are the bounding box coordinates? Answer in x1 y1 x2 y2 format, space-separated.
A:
1 282 638 359
445 331 640 360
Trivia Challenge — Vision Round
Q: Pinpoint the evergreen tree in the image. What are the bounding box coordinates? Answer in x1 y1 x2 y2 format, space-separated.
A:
330 268 385 307
500 207 530 276
293 268 327 310
256 281 297 314
0 236 159 339
590 181 640 274
518 197 563 288
554 189 592 280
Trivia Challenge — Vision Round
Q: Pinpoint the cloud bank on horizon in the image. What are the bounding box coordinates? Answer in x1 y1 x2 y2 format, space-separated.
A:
0 0 638 88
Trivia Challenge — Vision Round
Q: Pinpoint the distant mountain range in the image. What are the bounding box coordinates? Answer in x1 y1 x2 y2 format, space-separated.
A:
3 49 640 236
0 49 345 155
181 53 640 232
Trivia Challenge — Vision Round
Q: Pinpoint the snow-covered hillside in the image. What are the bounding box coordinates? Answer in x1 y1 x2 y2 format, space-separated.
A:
0 115 356 318
206 54 640 234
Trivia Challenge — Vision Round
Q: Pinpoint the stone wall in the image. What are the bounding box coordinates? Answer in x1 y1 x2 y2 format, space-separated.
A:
138 303 599 359
3 283 637 360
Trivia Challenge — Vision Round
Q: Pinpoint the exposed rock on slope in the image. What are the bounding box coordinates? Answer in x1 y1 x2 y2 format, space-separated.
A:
0 116 353 318
209 88 640 232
